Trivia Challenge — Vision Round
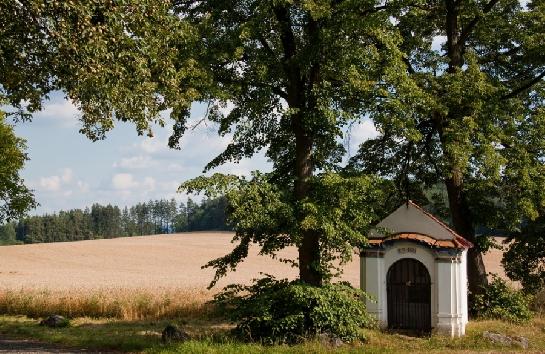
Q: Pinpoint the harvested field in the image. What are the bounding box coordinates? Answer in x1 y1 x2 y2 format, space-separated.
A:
0 232 517 320
482 237 520 288
0 232 513 291
0 232 359 291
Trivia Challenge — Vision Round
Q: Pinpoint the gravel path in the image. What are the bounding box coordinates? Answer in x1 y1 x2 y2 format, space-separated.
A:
0 338 98 353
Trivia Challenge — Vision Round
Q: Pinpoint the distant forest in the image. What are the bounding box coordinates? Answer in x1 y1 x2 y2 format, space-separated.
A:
0 197 230 245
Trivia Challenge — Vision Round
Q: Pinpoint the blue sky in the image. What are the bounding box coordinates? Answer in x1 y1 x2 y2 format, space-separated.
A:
13 92 378 214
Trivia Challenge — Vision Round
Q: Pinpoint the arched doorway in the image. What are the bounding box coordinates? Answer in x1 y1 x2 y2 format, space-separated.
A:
387 258 431 332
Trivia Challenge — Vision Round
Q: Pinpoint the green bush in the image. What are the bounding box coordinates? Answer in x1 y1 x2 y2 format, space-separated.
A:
213 276 375 344
531 288 545 314
471 275 533 323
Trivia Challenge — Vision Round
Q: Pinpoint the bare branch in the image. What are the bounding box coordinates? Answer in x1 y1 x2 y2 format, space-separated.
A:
503 71 545 99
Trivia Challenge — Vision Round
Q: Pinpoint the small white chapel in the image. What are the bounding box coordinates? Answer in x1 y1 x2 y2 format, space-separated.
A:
360 200 472 337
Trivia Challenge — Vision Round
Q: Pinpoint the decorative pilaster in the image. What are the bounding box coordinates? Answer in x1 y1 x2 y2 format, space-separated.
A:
435 254 465 337
361 249 386 327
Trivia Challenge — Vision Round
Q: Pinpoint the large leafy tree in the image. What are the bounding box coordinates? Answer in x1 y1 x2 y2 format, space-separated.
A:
4 0 544 296
0 0 58 119
348 0 545 295
1 0 408 285
0 112 36 222
0 0 46 220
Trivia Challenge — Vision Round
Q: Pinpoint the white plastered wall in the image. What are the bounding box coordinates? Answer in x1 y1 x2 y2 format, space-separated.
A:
360 242 468 337
435 249 468 336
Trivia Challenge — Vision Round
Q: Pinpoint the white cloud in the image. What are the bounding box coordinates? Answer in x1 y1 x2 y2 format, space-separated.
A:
39 175 61 192
77 180 90 193
113 155 153 169
432 36 447 52
166 163 185 172
112 173 139 190
61 168 73 183
37 168 78 192
218 101 235 117
159 180 180 191
140 137 166 154
111 174 158 193
142 177 156 191
36 99 80 127
346 120 379 156
17 99 277 214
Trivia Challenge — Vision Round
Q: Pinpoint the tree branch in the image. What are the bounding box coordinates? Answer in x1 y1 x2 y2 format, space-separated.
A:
273 4 303 107
257 34 276 58
273 6 297 63
403 57 416 74
503 71 545 99
219 76 288 100
459 0 501 45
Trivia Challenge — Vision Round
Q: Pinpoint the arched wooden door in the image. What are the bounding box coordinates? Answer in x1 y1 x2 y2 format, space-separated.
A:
387 258 431 332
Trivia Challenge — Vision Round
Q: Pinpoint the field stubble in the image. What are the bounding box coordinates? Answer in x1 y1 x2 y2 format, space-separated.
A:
0 232 360 320
0 287 212 321
0 232 511 321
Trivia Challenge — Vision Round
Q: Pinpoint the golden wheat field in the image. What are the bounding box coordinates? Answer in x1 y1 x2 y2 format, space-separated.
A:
0 232 359 320
0 232 512 320
0 232 360 290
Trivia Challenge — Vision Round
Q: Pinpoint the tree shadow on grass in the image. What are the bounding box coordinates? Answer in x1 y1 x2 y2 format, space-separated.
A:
0 315 233 353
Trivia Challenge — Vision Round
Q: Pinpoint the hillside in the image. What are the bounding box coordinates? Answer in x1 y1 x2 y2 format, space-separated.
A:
0 232 512 291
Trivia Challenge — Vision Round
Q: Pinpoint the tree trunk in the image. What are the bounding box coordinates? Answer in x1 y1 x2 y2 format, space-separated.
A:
445 172 489 298
442 0 488 298
294 120 322 286
274 3 322 286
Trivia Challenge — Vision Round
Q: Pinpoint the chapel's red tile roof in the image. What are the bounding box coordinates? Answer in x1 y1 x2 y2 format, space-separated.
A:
368 232 472 249
367 200 474 249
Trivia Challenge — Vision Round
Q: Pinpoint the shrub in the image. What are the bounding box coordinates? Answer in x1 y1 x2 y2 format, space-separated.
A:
471 275 533 323
531 288 545 314
213 276 375 344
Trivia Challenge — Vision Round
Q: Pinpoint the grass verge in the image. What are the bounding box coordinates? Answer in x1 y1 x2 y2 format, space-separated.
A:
0 315 544 353
0 288 544 353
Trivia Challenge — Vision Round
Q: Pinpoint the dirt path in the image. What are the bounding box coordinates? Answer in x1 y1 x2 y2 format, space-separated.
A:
0 337 106 353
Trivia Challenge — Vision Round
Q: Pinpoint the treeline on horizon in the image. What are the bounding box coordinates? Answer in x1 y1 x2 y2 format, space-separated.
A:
0 197 230 245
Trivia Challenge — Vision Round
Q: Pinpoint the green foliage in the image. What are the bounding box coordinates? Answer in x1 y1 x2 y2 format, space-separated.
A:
214 276 374 344
503 217 545 294
0 223 16 245
471 275 533 323
346 0 545 293
3 0 405 157
532 289 545 314
13 197 229 244
0 2 56 119
181 172 393 287
348 0 545 234
0 113 36 222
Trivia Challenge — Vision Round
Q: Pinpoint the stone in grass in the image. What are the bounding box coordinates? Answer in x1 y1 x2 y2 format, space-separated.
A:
483 331 529 350
317 332 344 348
512 335 529 349
39 315 69 328
162 324 190 343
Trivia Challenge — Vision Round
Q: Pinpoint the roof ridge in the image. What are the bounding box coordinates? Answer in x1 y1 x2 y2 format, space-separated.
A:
406 200 473 248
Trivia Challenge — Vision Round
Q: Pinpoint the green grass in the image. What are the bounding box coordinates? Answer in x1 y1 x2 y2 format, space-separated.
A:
0 315 544 353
